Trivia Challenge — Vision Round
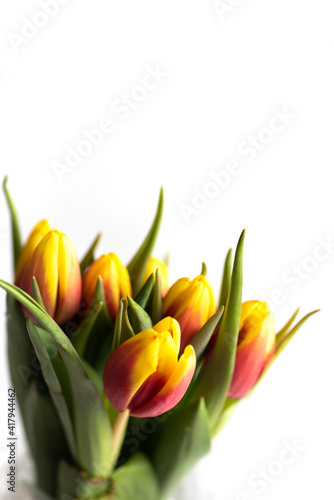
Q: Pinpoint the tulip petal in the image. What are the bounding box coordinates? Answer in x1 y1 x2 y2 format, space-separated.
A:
153 317 181 354
130 345 196 418
55 233 82 324
129 331 177 410
20 231 59 319
228 312 275 399
103 330 159 412
15 220 51 285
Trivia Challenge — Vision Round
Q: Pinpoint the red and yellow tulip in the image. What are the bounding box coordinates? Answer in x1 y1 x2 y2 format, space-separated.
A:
228 300 276 399
19 229 82 324
82 253 132 322
15 219 52 285
142 257 169 297
103 317 196 417
163 274 216 351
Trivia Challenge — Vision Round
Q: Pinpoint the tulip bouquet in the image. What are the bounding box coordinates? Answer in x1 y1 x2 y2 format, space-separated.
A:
0 178 318 500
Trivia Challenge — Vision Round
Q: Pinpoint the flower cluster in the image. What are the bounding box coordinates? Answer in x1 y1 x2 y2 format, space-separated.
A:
0 181 318 500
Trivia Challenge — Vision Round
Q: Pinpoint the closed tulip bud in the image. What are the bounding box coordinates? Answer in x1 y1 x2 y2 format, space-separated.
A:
82 253 132 322
103 317 196 417
163 274 216 352
142 257 170 297
19 230 82 324
15 220 52 285
228 300 276 399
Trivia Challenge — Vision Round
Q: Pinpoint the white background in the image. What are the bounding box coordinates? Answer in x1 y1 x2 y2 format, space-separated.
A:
0 1 333 499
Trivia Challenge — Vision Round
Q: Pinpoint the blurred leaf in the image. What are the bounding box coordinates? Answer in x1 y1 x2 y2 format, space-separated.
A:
152 399 211 498
80 232 102 275
190 306 224 359
112 453 159 500
190 230 245 432
275 307 300 345
57 460 110 500
127 296 152 334
24 380 70 497
219 248 233 308
127 188 164 295
3 176 22 268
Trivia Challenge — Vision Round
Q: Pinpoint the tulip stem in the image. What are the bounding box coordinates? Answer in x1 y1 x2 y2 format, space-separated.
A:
112 409 130 467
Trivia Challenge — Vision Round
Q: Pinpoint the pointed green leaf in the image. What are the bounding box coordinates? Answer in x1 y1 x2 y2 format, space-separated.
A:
219 248 233 308
111 299 134 352
190 306 224 359
127 188 164 295
274 309 320 361
32 277 46 310
3 176 22 268
211 397 239 437
150 268 162 325
256 310 320 386
134 273 154 309
152 399 211 498
112 453 159 500
127 296 153 334
275 307 300 345
190 230 245 432
71 301 104 357
80 232 102 275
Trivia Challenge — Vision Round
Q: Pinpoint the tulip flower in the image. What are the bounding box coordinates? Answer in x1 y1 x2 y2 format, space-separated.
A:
228 300 276 399
19 230 82 324
103 317 196 417
82 253 132 322
142 257 170 297
163 274 216 352
15 219 52 285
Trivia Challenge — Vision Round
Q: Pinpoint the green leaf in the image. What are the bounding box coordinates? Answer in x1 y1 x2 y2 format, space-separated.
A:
112 453 159 500
80 232 102 275
152 399 211 498
127 188 164 295
190 306 224 359
134 273 154 309
190 230 245 432
211 397 240 437
26 320 77 460
271 309 320 366
6 294 35 412
3 176 22 268
150 268 162 325
111 299 134 352
0 281 113 478
127 296 153 334
32 277 46 310
57 460 111 500
219 248 233 308
275 307 300 345
24 379 70 497
71 301 104 358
